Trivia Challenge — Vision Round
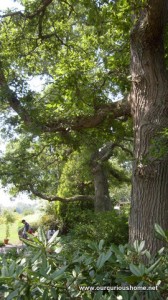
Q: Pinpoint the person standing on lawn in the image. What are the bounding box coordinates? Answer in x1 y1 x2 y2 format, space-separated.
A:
21 219 32 239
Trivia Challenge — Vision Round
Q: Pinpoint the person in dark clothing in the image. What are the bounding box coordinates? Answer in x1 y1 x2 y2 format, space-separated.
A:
21 219 30 239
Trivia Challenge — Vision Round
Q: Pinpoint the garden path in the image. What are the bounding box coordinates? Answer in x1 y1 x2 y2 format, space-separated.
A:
0 244 24 254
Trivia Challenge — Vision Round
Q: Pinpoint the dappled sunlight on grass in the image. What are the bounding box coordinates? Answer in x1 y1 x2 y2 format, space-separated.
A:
0 213 41 245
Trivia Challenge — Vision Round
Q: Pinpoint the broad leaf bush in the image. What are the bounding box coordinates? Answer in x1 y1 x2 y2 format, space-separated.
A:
65 210 128 249
0 224 167 300
57 203 94 234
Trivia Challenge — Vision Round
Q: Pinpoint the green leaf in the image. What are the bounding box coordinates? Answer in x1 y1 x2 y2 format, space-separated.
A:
41 253 48 270
93 291 103 300
98 239 104 251
9 261 16 276
145 250 151 260
20 238 40 248
96 253 106 270
138 263 146 276
104 249 112 262
157 247 165 255
6 289 19 300
88 242 99 252
129 263 144 277
120 290 131 300
72 269 77 278
96 250 112 270
49 266 67 281
133 240 145 253
47 230 60 246
154 224 167 240
31 235 44 244
54 246 63 254
42 289 49 300
31 251 42 263
1 266 9 277
123 275 142 284
146 258 161 274
40 265 51 278
0 277 13 283
38 226 47 244
138 241 145 252
111 244 122 255
50 287 58 299
119 245 125 254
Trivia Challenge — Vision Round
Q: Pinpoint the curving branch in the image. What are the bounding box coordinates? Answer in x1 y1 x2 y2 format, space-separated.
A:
109 167 131 183
91 141 133 167
29 185 95 202
42 100 131 133
0 63 32 125
0 62 131 132
116 144 133 157
0 0 53 19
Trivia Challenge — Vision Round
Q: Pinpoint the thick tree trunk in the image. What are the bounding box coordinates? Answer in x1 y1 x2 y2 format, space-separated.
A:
129 1 168 255
90 144 114 212
92 163 111 212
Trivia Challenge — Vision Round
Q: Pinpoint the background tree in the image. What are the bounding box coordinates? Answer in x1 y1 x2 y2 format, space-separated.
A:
0 132 132 211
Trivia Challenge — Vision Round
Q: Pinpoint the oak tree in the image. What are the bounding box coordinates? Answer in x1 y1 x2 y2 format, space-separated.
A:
0 0 167 255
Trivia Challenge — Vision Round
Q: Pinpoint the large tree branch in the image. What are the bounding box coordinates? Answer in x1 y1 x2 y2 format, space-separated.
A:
0 50 131 133
0 1 77 50
91 142 132 166
42 100 131 132
29 185 95 202
109 167 131 183
0 68 131 132
117 144 133 157
0 0 53 19
0 64 32 125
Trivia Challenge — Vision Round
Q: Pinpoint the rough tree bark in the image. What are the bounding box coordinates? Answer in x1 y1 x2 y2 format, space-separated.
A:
129 0 168 255
90 142 120 212
91 162 111 212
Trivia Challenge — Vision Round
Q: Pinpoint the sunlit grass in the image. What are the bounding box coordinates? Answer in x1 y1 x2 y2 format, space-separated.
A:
0 213 41 245
0 222 20 244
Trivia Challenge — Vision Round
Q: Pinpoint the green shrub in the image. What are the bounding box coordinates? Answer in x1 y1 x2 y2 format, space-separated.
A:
3 212 16 239
58 201 94 233
39 199 94 234
39 214 60 231
67 210 128 248
22 208 35 216
30 221 41 233
0 224 167 300
0 241 4 247
39 202 63 232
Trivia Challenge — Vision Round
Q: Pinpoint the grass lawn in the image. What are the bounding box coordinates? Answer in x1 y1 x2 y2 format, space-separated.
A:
0 222 20 245
0 213 41 245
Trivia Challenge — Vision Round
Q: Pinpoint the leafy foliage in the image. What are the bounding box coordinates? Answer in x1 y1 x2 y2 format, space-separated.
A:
0 0 134 210
65 210 128 247
1 210 16 239
0 224 167 299
150 128 168 159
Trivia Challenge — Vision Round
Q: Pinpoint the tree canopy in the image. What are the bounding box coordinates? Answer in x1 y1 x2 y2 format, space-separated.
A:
0 0 168 254
0 0 133 204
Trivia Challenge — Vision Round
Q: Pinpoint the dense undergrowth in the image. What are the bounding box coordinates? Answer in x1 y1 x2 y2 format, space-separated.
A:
0 224 167 300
